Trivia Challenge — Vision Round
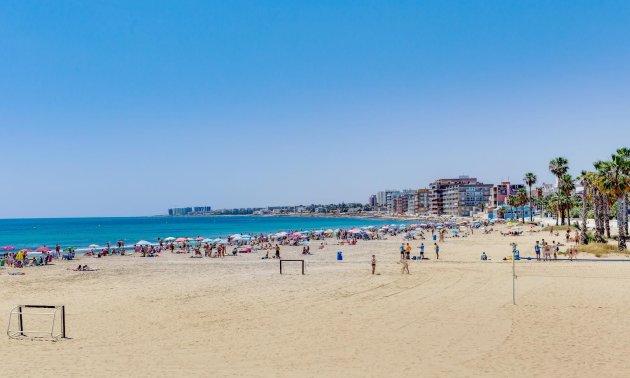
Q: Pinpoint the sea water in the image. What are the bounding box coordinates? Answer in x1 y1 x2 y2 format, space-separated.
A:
0 216 407 250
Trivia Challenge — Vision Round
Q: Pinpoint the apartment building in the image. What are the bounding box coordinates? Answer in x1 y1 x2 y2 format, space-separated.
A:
430 176 492 216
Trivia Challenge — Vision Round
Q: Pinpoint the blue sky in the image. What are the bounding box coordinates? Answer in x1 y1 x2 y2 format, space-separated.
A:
1 1 629 218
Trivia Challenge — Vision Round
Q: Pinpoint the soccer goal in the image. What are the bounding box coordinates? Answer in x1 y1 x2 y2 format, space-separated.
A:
7 305 66 340
279 259 305 275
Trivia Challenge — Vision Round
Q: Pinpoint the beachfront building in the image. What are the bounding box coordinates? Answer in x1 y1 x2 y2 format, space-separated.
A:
429 176 492 216
488 182 525 208
392 195 408 214
413 189 431 214
168 206 213 216
369 195 377 207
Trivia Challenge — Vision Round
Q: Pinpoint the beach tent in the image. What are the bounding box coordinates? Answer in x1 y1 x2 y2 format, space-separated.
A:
136 240 152 246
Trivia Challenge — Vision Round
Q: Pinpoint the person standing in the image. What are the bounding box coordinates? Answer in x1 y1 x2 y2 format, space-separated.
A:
405 243 411 260
399 243 405 260
371 255 376 275
275 244 280 259
434 243 440 260
419 243 425 260
534 241 541 261
401 257 410 274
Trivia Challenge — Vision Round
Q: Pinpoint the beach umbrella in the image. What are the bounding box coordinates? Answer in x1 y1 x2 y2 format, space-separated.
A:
163 237 176 242
88 244 100 249
36 247 51 252
201 238 213 243
275 232 288 237
195 237 205 241
1 246 16 251
136 240 152 246
175 237 187 242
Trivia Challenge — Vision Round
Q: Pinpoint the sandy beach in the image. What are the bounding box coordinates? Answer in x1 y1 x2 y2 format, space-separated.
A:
2 224 630 378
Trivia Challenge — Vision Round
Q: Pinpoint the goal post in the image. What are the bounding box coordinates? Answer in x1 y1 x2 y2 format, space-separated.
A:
279 259 305 275
7 305 66 340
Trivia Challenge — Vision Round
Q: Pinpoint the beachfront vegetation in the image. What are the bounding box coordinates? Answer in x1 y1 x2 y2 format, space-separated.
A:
538 148 629 252
523 172 537 222
576 242 621 258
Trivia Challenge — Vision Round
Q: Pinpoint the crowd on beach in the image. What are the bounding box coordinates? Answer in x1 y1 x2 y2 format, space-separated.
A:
1 218 589 275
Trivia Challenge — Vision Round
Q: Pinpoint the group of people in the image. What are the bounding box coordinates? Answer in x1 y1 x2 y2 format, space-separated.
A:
399 242 440 261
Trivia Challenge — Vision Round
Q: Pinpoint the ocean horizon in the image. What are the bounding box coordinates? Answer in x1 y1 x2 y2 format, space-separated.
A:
0 215 408 250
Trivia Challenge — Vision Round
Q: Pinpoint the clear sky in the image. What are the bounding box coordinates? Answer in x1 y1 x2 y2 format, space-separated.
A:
1 1 629 218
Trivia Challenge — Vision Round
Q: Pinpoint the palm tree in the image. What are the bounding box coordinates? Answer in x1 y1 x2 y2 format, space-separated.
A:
507 196 518 221
592 185 606 242
549 157 569 223
545 193 561 225
595 160 614 239
616 148 630 235
595 153 630 251
558 174 576 226
523 172 537 222
515 188 528 223
577 170 595 244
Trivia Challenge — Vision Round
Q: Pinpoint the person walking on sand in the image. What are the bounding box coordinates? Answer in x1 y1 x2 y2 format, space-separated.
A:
419 243 425 260
371 255 376 275
405 243 411 260
434 243 440 260
401 257 410 274
399 243 405 260
274 244 280 259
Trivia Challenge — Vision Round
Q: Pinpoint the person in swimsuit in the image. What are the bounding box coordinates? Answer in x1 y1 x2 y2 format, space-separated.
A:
371 255 376 275
401 257 410 274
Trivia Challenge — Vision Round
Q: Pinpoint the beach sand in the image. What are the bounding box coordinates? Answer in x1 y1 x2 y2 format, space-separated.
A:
2 225 630 377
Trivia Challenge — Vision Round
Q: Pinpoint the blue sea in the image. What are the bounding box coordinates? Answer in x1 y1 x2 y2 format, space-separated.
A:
0 216 406 250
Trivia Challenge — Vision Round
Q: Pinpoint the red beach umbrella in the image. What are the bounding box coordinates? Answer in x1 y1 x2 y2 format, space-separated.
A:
1 246 16 251
36 247 51 252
